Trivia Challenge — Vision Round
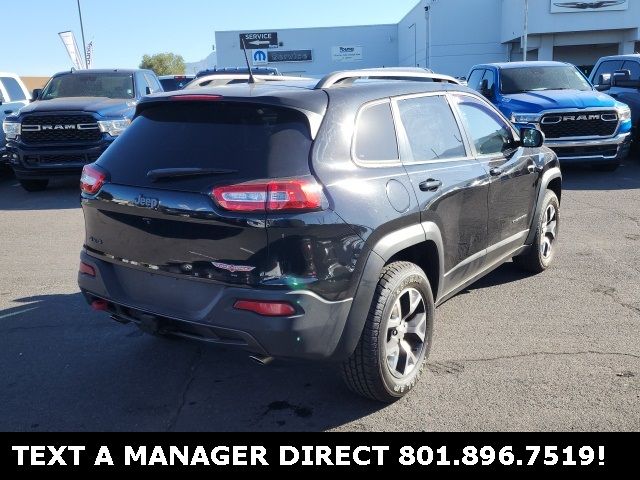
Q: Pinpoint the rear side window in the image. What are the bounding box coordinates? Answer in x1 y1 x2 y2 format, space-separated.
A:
98 102 312 190
397 95 466 162
354 101 399 162
467 69 485 91
592 60 624 82
0 77 26 101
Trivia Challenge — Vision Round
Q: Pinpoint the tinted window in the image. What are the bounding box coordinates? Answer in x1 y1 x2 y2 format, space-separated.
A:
0 77 26 101
354 102 399 162
483 70 496 91
42 73 135 99
397 95 466 162
159 77 193 91
98 103 312 191
500 66 591 94
144 74 162 94
622 61 640 80
467 69 485 91
454 96 514 156
592 60 624 82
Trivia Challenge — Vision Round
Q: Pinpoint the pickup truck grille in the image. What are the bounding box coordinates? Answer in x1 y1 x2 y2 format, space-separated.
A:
21 114 102 144
540 111 618 139
24 152 103 166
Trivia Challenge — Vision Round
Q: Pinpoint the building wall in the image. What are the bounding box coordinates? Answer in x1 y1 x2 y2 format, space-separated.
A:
501 0 640 43
215 25 398 77
201 0 640 79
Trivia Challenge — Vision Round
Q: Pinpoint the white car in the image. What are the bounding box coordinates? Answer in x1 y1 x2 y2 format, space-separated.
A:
184 74 311 89
1 72 31 165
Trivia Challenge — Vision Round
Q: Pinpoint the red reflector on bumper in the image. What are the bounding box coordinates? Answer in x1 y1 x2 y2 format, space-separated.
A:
234 300 296 317
79 262 96 277
91 300 109 312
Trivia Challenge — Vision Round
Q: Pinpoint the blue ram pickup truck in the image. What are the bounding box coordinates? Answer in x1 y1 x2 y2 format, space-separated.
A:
2 69 163 192
467 61 632 172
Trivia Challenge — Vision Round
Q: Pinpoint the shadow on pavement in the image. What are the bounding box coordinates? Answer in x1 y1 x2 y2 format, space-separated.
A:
561 158 640 191
0 293 382 432
0 176 80 211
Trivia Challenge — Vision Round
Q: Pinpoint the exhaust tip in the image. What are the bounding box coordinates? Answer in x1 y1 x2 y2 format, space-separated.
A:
249 355 274 366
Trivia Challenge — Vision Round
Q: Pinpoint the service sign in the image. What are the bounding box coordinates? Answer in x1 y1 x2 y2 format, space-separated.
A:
332 46 363 62
550 0 629 13
267 50 313 63
239 32 279 49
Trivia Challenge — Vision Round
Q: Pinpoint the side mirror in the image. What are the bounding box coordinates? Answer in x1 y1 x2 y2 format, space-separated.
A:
145 86 152 95
480 79 494 99
612 69 631 86
595 73 612 91
520 127 545 148
31 89 42 102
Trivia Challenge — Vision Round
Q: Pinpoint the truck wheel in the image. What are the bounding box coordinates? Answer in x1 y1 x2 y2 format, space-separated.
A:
342 262 434 403
514 190 560 274
19 179 49 192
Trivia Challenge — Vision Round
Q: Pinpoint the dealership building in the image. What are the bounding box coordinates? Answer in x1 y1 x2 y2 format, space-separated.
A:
191 0 640 78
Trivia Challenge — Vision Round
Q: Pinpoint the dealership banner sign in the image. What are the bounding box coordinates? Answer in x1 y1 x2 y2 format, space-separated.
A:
550 1 629 13
0 432 636 473
332 46 364 62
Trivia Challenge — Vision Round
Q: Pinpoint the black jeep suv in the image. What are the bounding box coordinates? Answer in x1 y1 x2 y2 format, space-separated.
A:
78 69 562 402
3 69 163 192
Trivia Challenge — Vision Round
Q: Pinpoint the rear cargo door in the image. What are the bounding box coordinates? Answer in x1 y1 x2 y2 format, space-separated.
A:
82 100 314 285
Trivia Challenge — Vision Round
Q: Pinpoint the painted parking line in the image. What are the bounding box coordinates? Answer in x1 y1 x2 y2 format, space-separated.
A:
0 307 39 319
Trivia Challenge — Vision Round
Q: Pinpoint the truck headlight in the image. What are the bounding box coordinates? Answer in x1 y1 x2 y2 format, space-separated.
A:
2 121 21 140
616 105 631 122
511 113 541 124
98 119 131 137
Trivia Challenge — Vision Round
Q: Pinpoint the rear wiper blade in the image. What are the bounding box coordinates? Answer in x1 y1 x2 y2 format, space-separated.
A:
147 168 239 181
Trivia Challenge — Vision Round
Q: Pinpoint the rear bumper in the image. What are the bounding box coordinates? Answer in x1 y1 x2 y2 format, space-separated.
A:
545 132 632 164
78 251 354 361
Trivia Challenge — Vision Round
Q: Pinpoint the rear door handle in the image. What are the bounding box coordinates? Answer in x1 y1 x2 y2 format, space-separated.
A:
419 179 443 192
490 167 504 177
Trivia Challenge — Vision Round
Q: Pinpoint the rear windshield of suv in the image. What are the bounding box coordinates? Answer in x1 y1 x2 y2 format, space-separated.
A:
500 66 592 94
97 102 312 190
41 73 135 100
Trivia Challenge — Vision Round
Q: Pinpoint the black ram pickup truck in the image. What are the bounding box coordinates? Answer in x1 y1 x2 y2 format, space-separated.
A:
2 69 163 191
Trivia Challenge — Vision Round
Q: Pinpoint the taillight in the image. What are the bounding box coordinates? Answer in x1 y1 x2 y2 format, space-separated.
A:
234 300 297 317
79 262 96 277
212 178 323 213
80 164 107 195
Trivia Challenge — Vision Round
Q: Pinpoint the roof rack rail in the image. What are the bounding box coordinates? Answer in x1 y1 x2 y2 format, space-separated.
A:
315 68 461 89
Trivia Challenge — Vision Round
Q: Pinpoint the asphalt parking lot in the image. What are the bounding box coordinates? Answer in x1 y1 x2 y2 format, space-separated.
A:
0 159 638 432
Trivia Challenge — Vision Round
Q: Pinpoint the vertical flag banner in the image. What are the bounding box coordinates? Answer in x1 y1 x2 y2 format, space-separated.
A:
58 31 86 69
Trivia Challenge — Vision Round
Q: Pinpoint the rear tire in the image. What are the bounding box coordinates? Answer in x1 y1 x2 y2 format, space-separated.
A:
19 179 49 192
342 262 434 403
514 190 560 274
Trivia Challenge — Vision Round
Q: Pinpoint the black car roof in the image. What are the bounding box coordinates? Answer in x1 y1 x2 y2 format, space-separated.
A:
141 80 475 116
51 69 153 76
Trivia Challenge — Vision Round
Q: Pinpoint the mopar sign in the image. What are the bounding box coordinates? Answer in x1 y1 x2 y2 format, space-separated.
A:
332 46 363 62
253 50 268 65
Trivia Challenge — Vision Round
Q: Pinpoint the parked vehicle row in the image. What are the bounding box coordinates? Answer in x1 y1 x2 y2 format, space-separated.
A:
0 72 30 167
467 61 633 172
77 68 561 402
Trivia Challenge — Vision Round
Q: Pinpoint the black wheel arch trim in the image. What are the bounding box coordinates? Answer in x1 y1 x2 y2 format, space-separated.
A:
332 222 445 361
525 166 562 246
